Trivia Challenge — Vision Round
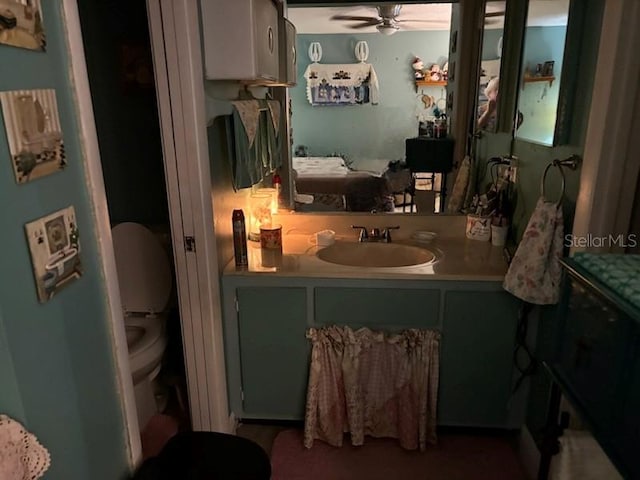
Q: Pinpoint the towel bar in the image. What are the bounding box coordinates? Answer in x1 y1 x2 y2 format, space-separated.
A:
541 155 581 205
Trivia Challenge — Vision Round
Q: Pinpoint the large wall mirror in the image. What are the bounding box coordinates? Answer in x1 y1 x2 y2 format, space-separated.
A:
514 0 570 145
283 0 581 215
476 1 506 133
287 3 456 215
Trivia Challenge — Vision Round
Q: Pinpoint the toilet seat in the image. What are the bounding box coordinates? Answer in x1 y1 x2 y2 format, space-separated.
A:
112 222 172 315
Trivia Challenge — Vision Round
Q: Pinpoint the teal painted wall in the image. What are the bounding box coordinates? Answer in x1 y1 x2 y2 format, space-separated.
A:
0 3 129 480
291 31 449 163
482 28 503 61
516 26 568 145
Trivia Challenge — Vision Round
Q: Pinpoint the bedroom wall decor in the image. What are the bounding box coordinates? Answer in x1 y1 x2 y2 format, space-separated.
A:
304 40 379 106
0 0 46 51
0 88 66 184
25 206 83 303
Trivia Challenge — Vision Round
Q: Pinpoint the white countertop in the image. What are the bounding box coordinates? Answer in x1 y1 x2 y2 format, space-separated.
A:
223 233 509 282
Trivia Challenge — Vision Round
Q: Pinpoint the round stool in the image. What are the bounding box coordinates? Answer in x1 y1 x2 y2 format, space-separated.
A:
131 431 271 480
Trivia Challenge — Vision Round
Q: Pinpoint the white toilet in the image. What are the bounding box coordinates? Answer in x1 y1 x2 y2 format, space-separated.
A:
112 222 172 431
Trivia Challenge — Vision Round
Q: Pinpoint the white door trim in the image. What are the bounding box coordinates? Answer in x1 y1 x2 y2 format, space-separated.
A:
61 0 141 467
572 0 640 248
147 0 230 432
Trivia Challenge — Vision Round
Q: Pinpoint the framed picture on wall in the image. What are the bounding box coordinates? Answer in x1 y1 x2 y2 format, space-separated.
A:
0 88 66 184
0 0 46 51
542 60 555 77
25 206 83 303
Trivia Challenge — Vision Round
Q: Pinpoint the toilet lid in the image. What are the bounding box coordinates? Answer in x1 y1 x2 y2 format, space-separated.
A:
112 222 172 314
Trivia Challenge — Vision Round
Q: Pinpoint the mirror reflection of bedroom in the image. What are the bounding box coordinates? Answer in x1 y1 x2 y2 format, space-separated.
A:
287 3 454 214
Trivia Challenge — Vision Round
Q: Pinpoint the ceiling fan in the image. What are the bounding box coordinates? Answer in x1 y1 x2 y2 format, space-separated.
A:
485 10 506 25
330 5 446 36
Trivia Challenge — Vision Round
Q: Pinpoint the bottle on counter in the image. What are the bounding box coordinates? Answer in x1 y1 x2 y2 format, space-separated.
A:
232 209 248 268
272 171 282 210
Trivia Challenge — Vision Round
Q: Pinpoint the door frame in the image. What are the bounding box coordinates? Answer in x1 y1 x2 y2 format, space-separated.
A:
146 0 231 432
61 0 142 467
572 0 640 247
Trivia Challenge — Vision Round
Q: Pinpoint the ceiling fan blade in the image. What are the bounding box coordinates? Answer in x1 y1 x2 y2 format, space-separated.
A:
348 21 382 29
396 18 450 24
485 11 505 18
330 15 379 22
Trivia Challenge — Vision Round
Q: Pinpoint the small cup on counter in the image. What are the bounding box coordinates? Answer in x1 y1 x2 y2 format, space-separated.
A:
260 224 283 267
313 229 335 247
491 224 509 246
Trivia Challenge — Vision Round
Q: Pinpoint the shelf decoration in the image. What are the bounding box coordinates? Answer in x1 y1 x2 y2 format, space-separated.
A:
304 40 379 106
0 88 66 184
412 57 448 92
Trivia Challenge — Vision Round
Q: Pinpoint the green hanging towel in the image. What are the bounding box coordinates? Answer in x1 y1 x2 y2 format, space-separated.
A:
227 99 281 190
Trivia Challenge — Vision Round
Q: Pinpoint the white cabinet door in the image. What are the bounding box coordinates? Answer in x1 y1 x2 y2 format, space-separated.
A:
200 0 280 83
253 0 279 82
283 18 297 86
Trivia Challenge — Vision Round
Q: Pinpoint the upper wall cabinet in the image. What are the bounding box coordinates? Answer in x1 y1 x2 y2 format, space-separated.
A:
279 18 297 87
201 0 280 84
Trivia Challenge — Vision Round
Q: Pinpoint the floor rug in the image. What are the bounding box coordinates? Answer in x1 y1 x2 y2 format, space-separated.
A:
270 429 527 480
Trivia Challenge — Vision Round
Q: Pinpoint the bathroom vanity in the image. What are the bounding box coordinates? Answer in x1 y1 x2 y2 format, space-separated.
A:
220 215 529 430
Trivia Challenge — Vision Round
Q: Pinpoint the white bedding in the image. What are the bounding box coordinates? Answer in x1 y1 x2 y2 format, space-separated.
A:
292 156 350 177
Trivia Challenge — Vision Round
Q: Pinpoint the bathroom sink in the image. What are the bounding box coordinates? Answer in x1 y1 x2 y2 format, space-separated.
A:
316 242 436 268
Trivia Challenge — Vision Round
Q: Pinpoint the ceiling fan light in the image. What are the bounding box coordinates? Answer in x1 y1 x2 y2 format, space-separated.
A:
376 24 399 36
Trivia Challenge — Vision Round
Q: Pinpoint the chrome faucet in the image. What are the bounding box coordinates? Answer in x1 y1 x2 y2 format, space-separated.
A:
351 225 399 243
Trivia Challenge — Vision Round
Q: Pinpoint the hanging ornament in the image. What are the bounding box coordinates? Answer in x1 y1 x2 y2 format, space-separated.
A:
354 41 369 63
308 42 322 63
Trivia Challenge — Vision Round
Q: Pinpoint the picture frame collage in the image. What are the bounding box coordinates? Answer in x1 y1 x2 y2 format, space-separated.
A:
1 0 84 302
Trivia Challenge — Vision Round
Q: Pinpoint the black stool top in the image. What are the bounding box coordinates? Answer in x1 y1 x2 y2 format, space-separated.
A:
131 431 271 480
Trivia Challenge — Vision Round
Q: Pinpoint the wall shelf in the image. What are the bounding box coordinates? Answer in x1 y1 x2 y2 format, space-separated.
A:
415 79 447 92
523 75 555 87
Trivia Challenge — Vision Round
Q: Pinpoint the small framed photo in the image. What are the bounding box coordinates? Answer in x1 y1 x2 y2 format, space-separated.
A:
542 61 555 77
0 0 46 51
25 206 83 303
0 88 66 184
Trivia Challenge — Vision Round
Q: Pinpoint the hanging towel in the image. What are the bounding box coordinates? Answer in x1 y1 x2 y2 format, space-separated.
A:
227 99 282 190
503 197 564 305
446 155 471 213
0 415 51 480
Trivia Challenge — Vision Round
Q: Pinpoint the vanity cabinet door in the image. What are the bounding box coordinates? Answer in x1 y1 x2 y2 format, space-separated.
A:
236 287 309 419
314 287 440 330
439 291 519 427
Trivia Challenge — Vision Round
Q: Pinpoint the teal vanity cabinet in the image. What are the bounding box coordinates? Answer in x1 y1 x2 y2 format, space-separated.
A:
440 290 520 427
221 285 309 420
222 275 525 428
